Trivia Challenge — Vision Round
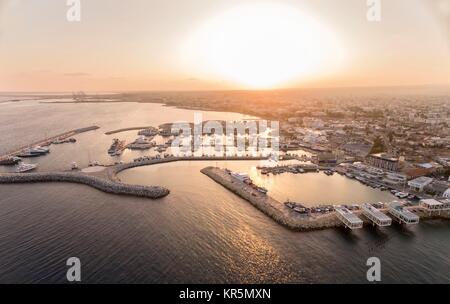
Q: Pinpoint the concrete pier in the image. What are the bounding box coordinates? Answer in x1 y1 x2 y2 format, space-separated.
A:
200 167 450 231
201 166 342 231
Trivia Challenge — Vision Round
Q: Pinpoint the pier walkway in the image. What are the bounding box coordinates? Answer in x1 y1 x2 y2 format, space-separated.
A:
389 202 420 225
361 203 392 227
335 207 363 229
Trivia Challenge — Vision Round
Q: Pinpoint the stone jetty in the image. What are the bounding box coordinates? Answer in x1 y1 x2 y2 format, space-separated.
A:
201 166 450 231
201 166 342 231
0 171 169 199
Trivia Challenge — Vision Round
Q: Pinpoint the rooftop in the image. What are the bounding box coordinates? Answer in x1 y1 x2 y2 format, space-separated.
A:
420 199 442 206
408 176 433 185
369 153 398 162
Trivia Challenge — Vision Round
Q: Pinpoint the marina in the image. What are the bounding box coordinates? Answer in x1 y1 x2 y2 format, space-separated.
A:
0 99 448 284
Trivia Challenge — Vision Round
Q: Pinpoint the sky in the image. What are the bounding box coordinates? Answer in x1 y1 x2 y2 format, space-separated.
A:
0 0 449 92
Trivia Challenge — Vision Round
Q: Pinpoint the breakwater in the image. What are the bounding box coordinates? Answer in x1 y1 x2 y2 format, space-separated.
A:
0 172 169 199
201 166 342 231
105 126 153 135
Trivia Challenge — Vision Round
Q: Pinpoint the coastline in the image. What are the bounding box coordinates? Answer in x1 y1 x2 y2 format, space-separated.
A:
201 166 450 231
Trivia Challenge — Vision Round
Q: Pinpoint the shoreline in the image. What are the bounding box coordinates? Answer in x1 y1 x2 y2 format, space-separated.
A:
201 166 450 231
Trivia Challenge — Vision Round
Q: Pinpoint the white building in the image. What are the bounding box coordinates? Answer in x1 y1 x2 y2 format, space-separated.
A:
420 199 450 213
443 188 450 198
408 176 433 192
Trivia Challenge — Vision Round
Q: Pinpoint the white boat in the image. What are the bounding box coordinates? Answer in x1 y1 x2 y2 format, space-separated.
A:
31 146 50 154
15 163 37 173
71 162 78 170
256 187 268 194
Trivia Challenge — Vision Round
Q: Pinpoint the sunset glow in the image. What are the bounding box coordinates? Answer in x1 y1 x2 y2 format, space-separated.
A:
182 3 344 89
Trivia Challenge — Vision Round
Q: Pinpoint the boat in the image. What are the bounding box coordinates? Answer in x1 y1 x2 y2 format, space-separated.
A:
156 146 166 153
88 160 102 167
127 136 154 150
15 163 37 173
53 137 76 144
17 149 41 158
138 127 158 137
284 201 309 214
71 162 78 170
256 187 268 195
17 146 50 158
0 156 22 166
108 139 126 155
31 146 50 154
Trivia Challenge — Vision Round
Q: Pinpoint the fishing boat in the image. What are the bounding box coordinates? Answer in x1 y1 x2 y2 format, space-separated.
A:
0 156 22 166
15 163 37 173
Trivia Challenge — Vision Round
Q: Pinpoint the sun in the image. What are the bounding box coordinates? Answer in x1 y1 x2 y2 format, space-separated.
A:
181 3 343 89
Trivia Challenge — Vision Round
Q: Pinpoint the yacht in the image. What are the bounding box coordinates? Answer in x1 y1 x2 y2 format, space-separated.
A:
15 163 37 173
31 146 50 154
71 162 78 170
256 187 268 195
108 139 126 155
0 156 22 166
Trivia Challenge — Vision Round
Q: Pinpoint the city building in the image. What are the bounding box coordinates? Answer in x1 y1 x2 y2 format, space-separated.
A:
420 199 449 213
408 176 434 192
443 188 450 199
366 153 399 171
318 152 337 165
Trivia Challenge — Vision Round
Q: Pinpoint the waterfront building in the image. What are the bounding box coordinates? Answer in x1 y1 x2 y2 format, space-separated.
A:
318 152 337 165
383 172 407 186
408 176 434 192
443 189 450 199
388 202 420 225
440 199 450 209
366 153 399 171
420 199 449 213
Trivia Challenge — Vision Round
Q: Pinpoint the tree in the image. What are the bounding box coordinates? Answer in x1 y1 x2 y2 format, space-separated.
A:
370 136 386 154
